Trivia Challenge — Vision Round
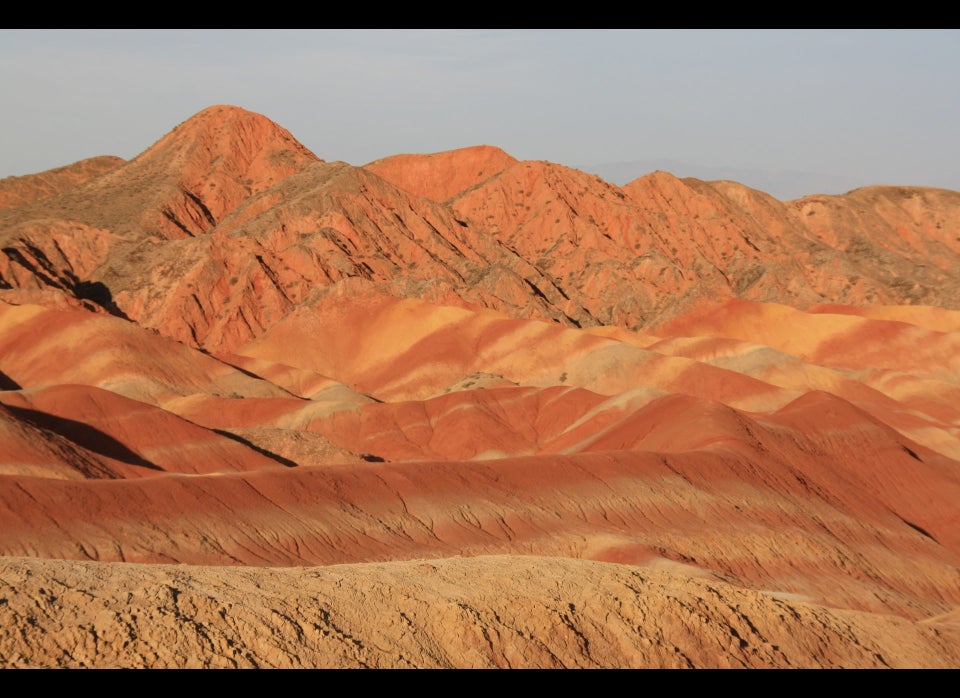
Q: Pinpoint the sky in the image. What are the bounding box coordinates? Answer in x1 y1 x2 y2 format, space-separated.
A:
1 29 958 200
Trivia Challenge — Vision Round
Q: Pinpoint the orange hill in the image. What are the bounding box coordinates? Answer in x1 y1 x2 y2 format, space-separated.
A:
1 105 959 668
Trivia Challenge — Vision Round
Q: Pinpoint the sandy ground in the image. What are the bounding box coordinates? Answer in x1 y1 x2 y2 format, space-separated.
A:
3 554 960 669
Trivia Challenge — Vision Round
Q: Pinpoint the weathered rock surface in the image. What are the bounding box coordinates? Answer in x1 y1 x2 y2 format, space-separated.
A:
4 554 960 669
1 104 959 668
0 156 124 210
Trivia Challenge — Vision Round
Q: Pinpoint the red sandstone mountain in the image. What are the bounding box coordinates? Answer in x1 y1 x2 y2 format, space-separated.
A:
1 105 959 668
364 144 518 202
0 155 124 210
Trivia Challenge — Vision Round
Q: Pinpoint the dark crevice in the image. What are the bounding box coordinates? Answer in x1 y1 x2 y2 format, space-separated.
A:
2 246 61 288
183 189 216 227
207 358 302 400
23 242 63 277
190 293 208 322
212 429 298 468
2 242 132 320
74 280 131 320
549 277 571 301
0 369 22 390
424 218 465 256
160 206 197 237
323 227 360 257
187 322 201 348
522 278 551 305
902 445 923 462
895 514 938 543
254 254 294 303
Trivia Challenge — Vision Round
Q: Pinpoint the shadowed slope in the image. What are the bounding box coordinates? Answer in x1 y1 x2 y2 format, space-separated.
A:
2 388 960 619
0 402 148 480
0 385 290 477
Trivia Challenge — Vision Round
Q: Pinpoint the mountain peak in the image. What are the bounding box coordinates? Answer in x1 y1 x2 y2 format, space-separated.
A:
363 144 518 201
69 105 323 238
140 104 320 174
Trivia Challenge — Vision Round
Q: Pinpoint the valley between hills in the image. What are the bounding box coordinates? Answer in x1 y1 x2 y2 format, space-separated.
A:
1 105 959 668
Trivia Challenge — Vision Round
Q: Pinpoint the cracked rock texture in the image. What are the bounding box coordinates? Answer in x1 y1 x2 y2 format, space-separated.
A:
4 555 960 669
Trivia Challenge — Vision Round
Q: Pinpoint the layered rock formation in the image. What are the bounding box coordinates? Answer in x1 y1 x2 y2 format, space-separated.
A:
1 105 959 668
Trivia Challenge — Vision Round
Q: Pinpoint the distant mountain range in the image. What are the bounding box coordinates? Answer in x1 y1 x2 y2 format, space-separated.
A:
581 158 870 201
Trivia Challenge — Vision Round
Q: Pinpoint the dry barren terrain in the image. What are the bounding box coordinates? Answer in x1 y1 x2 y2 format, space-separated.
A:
1 105 959 668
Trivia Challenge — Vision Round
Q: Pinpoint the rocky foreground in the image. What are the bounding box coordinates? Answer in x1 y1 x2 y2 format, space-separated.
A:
4 554 960 669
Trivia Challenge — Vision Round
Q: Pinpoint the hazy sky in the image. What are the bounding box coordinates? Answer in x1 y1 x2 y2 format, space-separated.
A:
1 29 958 199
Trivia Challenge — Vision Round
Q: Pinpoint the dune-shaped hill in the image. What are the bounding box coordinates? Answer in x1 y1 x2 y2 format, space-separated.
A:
0 297 292 405
1 104 960 668
0 384 292 477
